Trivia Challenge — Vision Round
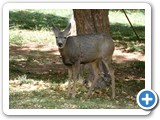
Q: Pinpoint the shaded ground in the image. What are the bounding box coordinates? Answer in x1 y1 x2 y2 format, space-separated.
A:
9 41 145 109
10 41 145 81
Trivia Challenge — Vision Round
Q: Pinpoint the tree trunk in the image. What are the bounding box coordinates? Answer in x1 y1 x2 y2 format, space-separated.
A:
73 9 111 88
73 9 110 35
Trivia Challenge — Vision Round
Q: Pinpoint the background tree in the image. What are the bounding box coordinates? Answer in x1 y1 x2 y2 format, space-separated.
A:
73 9 112 88
73 9 110 34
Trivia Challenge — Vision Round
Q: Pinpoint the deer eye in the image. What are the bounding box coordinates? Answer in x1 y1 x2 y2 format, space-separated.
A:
55 37 58 39
64 37 67 39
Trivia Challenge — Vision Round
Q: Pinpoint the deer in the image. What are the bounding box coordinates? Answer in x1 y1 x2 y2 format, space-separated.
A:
52 23 115 98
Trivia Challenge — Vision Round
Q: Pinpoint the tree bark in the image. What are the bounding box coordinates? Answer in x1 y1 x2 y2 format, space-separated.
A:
73 9 111 88
73 9 110 35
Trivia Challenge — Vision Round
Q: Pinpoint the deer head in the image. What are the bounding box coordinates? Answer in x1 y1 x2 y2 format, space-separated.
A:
52 23 71 49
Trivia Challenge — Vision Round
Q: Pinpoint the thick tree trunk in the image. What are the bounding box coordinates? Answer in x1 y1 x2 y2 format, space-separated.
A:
73 9 111 88
73 9 110 35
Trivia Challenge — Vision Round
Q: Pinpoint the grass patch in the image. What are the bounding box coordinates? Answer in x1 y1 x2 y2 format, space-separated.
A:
109 10 145 41
131 61 145 69
9 30 56 45
9 9 145 53
109 10 145 26
128 42 145 53
9 54 145 109
9 32 24 45
115 40 145 53
17 74 34 84
9 77 144 109
9 9 72 30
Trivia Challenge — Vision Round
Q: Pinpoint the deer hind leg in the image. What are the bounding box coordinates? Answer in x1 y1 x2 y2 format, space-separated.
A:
86 60 100 98
79 64 85 80
102 58 115 98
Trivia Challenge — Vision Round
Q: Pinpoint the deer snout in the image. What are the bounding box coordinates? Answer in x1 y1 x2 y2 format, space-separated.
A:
57 42 63 47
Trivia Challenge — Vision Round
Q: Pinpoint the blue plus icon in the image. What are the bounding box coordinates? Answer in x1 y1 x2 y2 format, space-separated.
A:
137 89 158 110
142 93 153 105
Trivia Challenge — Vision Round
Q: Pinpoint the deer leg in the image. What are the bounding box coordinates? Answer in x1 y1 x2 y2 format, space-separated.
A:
67 67 72 97
86 61 100 98
102 59 115 98
72 67 76 98
72 61 80 98
79 64 84 80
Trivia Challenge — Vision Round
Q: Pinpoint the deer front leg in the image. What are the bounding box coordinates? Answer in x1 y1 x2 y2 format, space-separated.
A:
72 72 76 98
67 67 72 97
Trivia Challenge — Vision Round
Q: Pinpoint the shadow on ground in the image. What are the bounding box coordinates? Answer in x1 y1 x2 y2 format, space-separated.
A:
9 42 145 83
110 23 145 41
9 10 69 30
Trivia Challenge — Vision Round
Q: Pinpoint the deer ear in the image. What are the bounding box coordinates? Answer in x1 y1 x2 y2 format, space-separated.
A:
51 24 60 36
64 23 71 35
67 32 71 36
